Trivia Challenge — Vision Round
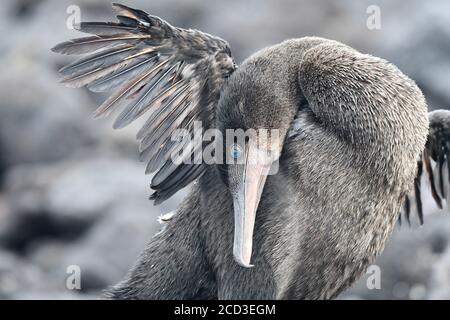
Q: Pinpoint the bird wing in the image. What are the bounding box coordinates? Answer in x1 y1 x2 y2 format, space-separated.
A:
402 110 450 224
52 3 236 204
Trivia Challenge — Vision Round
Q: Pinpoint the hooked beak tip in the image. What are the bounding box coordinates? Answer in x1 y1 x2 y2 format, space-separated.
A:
233 252 255 268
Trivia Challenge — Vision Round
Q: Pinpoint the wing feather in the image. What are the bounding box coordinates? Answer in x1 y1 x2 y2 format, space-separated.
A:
402 110 450 224
53 3 236 203
52 34 149 55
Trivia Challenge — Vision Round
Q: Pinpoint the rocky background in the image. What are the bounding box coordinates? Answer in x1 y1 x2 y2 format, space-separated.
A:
0 0 449 299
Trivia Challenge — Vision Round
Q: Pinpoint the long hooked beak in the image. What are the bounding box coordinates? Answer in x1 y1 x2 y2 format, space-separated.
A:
232 142 273 268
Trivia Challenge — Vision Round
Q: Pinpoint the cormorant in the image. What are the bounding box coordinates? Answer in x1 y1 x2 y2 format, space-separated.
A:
52 3 450 299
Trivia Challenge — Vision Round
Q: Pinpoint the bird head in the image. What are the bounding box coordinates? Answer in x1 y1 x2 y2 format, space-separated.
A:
216 67 299 267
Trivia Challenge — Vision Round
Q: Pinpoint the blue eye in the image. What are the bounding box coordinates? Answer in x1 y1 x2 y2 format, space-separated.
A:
230 144 242 159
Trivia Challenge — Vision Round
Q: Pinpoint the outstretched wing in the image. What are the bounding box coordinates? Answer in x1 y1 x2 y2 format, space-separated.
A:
52 3 236 204
402 110 450 224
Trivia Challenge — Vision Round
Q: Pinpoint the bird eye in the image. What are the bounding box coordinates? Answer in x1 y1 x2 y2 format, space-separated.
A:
230 143 242 159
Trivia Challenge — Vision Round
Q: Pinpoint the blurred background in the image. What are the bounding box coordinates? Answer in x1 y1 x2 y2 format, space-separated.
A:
0 0 450 299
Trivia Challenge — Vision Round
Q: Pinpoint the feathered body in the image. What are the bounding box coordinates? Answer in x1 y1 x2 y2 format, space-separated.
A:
105 39 428 299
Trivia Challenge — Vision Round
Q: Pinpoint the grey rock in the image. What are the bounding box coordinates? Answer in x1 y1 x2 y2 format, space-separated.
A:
4 157 150 220
0 61 96 167
0 249 43 299
30 204 164 293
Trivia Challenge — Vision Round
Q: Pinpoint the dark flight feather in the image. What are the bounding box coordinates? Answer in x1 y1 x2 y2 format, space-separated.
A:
53 3 236 203
74 22 137 36
51 34 149 55
402 110 450 224
58 45 135 75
